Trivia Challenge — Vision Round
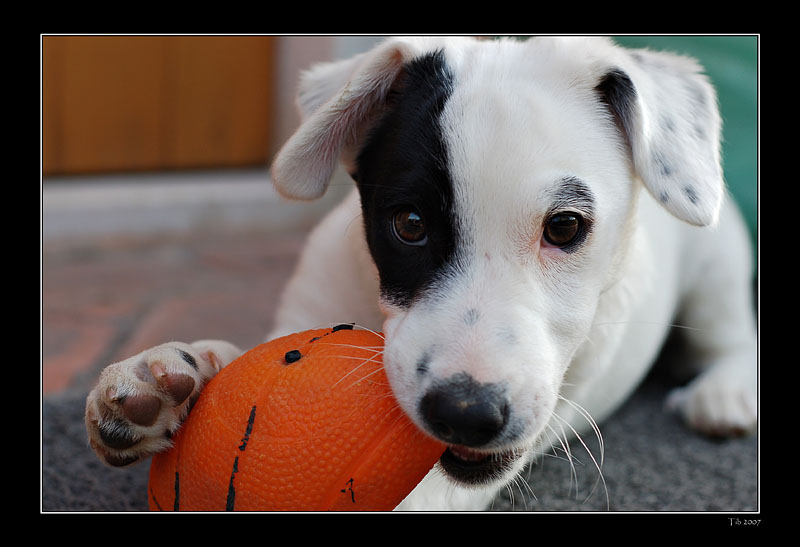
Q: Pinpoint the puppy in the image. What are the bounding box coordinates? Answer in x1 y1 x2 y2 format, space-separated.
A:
85 36 757 510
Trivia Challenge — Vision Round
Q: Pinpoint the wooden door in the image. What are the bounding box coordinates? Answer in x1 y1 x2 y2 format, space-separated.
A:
42 36 276 175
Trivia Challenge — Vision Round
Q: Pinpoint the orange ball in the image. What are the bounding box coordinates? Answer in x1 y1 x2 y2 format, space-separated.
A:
148 326 445 511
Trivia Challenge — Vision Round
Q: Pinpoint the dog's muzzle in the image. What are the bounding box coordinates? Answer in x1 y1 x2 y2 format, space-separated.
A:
420 373 522 484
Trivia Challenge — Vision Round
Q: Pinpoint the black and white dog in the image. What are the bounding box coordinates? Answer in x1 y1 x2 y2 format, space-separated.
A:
86 36 757 511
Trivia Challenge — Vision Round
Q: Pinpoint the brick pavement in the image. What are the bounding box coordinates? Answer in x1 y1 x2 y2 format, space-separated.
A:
41 228 308 394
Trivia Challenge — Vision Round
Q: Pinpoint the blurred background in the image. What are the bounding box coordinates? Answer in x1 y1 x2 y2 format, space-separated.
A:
41 36 383 395
40 34 758 395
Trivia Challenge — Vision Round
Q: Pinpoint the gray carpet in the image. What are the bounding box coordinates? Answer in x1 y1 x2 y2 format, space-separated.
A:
41 355 758 514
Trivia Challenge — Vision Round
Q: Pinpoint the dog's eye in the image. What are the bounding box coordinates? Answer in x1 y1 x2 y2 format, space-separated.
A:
543 213 582 248
392 209 427 246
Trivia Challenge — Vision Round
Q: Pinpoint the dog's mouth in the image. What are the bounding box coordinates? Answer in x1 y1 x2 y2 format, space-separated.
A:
438 444 524 485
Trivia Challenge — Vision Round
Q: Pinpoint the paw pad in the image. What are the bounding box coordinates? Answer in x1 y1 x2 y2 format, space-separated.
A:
120 394 162 427
158 373 196 405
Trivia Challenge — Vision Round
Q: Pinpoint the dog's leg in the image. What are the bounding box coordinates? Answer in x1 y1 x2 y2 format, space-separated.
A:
666 202 758 437
266 188 383 339
395 468 501 511
85 339 241 467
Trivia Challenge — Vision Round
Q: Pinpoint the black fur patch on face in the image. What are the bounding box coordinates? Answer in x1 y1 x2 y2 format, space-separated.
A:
354 50 459 308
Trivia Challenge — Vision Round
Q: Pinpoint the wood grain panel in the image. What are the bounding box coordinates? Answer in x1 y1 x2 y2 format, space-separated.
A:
42 36 276 175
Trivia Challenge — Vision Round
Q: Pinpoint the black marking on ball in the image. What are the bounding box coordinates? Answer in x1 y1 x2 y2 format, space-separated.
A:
239 405 257 451
226 405 257 511
226 456 239 511
341 477 356 503
309 323 357 344
173 471 180 511
149 486 164 511
284 350 302 364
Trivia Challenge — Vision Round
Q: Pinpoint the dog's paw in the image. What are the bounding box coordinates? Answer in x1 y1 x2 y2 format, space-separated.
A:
85 340 241 467
665 361 757 437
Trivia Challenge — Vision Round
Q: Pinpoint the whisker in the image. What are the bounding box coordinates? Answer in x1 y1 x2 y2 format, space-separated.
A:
326 353 383 362
558 397 608 507
520 474 537 506
593 320 704 333
558 396 604 470
539 427 584 467
316 342 384 352
349 324 386 341
538 448 579 466
322 350 384 389
333 360 387 390
509 472 535 511
546 422 579 498
504 482 515 510
552 411 609 510
343 214 364 238
552 418 580 499
537 426 557 468
324 352 385 370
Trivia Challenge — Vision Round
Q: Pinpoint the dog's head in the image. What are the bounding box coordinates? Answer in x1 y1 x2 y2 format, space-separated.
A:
272 36 723 486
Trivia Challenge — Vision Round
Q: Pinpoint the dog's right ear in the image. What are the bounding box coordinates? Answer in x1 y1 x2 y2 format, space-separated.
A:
271 38 430 201
594 47 725 227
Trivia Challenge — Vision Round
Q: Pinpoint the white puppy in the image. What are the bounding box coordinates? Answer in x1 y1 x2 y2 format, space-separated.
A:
85 36 757 511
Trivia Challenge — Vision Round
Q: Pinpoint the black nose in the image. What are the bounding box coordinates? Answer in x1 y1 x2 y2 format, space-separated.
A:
420 373 508 447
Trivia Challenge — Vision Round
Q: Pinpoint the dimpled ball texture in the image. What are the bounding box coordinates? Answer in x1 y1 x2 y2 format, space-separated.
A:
148 326 446 511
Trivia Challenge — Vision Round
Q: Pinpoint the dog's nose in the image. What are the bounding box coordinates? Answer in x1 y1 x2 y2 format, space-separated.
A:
420 373 508 447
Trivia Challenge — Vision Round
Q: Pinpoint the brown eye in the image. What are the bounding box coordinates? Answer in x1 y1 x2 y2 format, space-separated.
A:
544 213 582 248
392 209 427 246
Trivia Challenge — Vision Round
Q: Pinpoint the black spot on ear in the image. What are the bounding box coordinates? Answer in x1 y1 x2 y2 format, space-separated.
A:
684 185 699 204
655 152 674 177
686 80 708 108
595 69 637 150
694 123 706 141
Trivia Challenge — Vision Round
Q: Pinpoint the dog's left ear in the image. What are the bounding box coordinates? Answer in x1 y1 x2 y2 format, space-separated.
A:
596 48 724 226
270 37 434 201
